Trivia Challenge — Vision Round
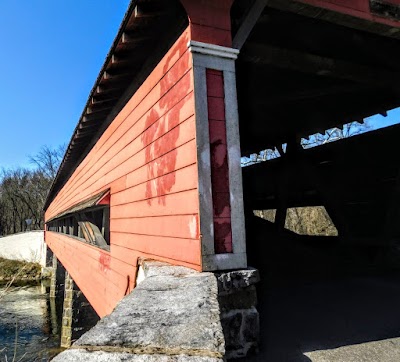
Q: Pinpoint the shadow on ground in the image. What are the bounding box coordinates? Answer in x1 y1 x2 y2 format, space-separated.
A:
237 217 400 361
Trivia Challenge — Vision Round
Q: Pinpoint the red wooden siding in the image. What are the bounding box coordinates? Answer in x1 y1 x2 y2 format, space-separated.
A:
46 232 131 317
45 28 202 317
297 0 400 27
206 69 233 254
180 0 233 47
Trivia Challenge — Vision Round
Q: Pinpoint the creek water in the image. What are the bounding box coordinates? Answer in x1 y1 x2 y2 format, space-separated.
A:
0 282 61 362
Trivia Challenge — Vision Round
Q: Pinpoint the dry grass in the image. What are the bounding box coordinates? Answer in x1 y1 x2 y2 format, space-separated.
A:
0 258 41 285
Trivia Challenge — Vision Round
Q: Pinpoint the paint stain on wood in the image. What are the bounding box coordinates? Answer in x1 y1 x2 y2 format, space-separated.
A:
141 35 191 206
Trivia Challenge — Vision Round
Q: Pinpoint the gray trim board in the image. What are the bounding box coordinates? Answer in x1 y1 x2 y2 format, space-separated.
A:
189 41 247 271
193 65 215 257
224 70 247 255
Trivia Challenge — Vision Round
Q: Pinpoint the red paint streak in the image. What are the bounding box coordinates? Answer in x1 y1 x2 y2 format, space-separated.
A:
141 36 190 206
99 253 111 273
206 69 233 254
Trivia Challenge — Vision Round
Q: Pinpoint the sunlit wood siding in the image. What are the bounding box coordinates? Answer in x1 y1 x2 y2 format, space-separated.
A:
45 28 201 317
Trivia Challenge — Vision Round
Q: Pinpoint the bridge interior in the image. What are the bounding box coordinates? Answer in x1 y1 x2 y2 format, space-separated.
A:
234 0 400 259
232 2 400 360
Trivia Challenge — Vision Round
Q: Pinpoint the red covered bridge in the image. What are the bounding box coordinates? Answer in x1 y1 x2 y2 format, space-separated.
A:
44 0 400 320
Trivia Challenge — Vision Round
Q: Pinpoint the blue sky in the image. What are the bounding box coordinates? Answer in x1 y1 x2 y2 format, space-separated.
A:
0 1 130 169
0 1 398 170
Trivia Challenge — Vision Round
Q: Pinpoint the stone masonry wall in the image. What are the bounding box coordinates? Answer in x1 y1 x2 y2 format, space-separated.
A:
61 271 100 348
217 269 260 359
53 261 260 361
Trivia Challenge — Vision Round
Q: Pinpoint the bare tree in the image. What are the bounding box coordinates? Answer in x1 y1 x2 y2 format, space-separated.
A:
301 120 370 149
242 120 371 167
29 144 65 179
0 144 66 236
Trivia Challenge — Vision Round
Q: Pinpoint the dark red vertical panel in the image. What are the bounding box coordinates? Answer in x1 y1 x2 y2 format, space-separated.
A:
206 69 233 254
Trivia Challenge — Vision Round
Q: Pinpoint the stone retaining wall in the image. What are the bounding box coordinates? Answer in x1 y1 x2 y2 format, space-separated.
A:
53 261 260 361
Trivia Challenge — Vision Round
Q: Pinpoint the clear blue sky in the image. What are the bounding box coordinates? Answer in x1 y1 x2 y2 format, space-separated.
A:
0 1 398 170
0 1 130 170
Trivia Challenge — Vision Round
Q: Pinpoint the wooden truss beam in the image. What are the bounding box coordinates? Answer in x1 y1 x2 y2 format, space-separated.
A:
242 44 400 88
233 0 270 49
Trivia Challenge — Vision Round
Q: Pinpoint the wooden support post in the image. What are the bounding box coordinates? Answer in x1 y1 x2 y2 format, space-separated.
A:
274 138 299 233
297 153 347 237
233 0 269 50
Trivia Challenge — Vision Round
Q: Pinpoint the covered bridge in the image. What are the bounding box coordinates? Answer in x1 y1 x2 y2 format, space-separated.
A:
44 0 400 321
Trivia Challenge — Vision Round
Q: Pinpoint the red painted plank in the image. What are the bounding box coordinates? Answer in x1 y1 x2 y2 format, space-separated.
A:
125 139 198 188
180 0 233 46
110 213 199 239
110 191 198 219
112 164 198 206
48 116 196 217
111 234 201 266
48 79 194 215
49 29 192 206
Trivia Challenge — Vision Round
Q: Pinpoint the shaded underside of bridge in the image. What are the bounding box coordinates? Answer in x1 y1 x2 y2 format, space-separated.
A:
243 124 400 241
234 1 400 155
233 0 400 248
237 7 400 358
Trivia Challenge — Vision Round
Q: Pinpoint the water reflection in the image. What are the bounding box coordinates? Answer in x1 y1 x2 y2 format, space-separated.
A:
0 283 61 362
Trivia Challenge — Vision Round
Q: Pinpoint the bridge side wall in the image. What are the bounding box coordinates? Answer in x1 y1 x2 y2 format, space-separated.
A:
45 27 201 317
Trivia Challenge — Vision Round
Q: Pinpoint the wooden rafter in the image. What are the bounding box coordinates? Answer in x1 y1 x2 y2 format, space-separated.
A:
241 43 400 88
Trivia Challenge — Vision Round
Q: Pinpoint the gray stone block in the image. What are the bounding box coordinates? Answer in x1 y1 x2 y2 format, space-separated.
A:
242 307 259 344
141 261 197 279
216 269 260 295
218 286 257 311
221 311 243 350
220 307 259 360
52 349 224 362
75 269 224 358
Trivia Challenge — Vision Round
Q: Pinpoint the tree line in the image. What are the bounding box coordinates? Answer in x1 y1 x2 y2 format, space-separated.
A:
0 145 65 236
